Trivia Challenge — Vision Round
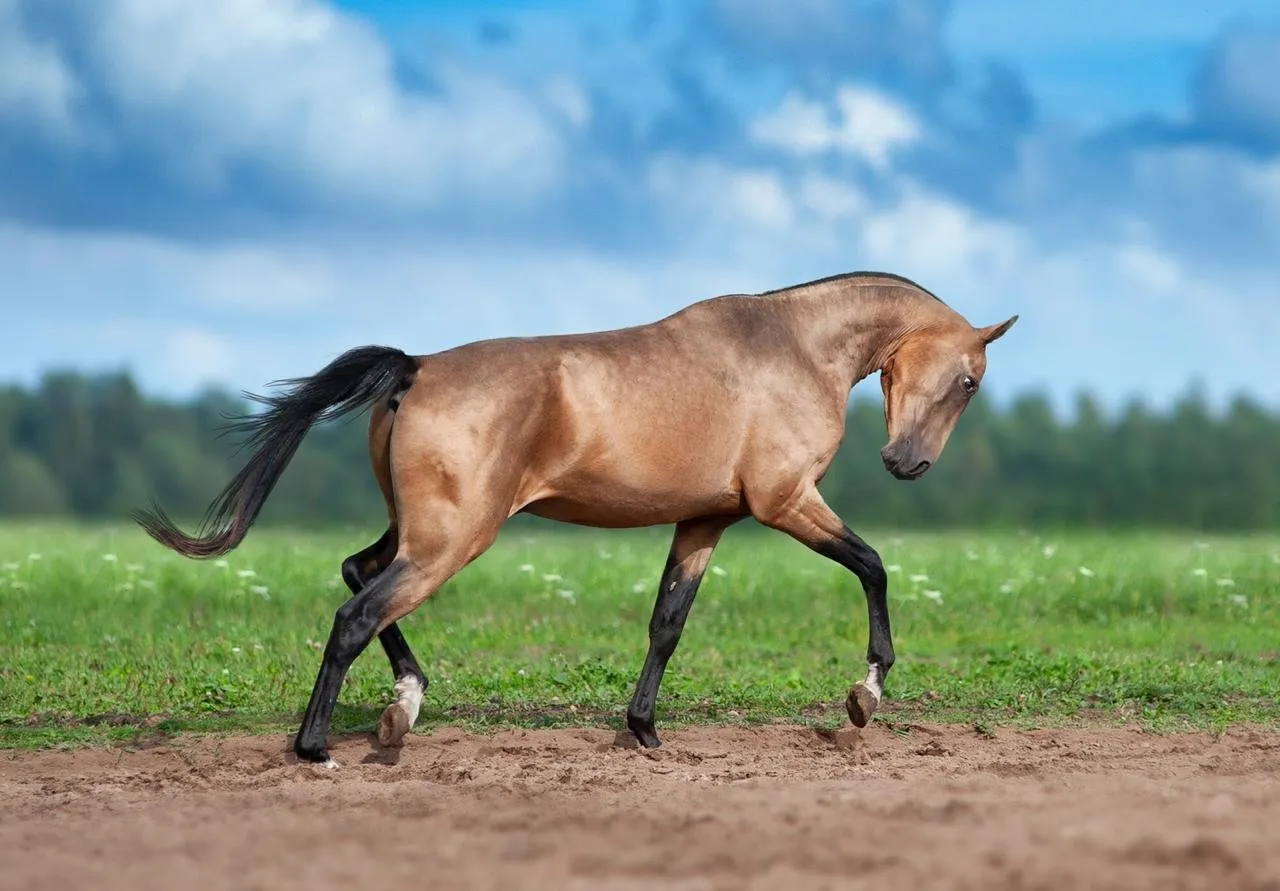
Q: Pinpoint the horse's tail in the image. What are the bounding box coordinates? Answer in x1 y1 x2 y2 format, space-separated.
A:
133 346 418 559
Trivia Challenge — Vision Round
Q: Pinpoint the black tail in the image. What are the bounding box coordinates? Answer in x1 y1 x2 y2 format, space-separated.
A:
133 346 417 559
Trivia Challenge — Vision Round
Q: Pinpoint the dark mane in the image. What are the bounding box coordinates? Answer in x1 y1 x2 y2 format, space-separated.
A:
758 271 945 305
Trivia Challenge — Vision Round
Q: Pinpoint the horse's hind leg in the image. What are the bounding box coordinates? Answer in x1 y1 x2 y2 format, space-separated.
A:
294 514 502 765
339 528 426 748
626 516 738 748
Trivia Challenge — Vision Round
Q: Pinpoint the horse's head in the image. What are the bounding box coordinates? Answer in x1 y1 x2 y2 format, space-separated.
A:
878 315 1018 480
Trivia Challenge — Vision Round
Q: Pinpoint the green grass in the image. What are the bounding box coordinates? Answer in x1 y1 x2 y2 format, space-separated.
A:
1 521 1278 750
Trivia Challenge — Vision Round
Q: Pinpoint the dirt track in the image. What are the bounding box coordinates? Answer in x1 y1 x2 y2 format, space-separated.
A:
2 722 1279 890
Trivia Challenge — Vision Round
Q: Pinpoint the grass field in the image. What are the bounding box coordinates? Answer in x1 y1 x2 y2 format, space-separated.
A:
1 521 1278 749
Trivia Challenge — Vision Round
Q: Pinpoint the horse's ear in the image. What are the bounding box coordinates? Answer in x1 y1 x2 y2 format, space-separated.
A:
978 315 1019 345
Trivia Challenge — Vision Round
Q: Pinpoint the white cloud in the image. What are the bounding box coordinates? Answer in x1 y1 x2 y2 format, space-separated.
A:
1115 243 1181 294
0 222 334 314
163 328 236 389
798 173 867 220
861 184 1026 285
647 155 795 232
1195 26 1280 146
0 0 80 141
66 0 567 210
750 86 921 169
542 75 592 129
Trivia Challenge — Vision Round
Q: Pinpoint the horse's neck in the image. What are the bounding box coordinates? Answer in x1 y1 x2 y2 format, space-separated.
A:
781 285 934 391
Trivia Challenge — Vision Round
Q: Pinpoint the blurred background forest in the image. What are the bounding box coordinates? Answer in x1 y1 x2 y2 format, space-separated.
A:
3 369 1275 531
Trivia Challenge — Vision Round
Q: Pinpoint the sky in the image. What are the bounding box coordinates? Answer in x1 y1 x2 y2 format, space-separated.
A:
2 0 1278 413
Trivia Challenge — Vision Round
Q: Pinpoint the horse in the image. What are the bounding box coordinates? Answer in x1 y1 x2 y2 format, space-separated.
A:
134 270 1017 766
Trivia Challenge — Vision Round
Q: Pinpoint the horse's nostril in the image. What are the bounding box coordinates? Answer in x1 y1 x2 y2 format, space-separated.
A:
910 460 931 476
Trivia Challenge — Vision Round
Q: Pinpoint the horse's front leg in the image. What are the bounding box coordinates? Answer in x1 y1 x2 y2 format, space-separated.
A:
757 483 894 727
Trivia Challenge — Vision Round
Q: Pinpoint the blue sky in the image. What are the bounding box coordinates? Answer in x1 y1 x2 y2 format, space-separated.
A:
2 0 1278 411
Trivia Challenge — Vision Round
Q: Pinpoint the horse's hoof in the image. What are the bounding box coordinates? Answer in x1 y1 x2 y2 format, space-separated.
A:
626 713 662 749
377 702 412 748
846 683 881 728
293 737 331 764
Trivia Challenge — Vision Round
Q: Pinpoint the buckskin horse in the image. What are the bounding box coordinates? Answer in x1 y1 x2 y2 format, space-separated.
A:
135 271 1018 766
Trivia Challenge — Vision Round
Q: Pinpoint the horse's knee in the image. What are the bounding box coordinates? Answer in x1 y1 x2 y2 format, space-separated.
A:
859 548 887 593
339 555 363 593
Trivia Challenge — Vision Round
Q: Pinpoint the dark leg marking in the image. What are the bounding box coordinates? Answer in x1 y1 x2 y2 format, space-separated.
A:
626 518 734 748
340 530 425 692
626 554 703 748
815 527 894 727
294 560 409 764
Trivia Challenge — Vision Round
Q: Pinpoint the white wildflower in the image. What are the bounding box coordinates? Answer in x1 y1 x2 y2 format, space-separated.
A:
1042 545 1057 558
125 563 144 573
1228 594 1248 608
597 550 612 560
1078 566 1095 578
710 566 727 577
214 559 230 569
518 563 535 573
632 580 648 594
556 589 576 603
1 562 18 572
922 589 944 604
1215 578 1236 588
999 582 1016 594
231 647 242 654
965 549 979 561
886 564 902 573
138 579 157 590
250 585 270 599
909 574 929 584
1192 568 1208 578
541 573 562 582
102 553 118 562
236 569 256 579
27 553 41 561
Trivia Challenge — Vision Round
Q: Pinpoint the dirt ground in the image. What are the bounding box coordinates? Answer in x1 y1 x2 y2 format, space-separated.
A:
2 722 1280 891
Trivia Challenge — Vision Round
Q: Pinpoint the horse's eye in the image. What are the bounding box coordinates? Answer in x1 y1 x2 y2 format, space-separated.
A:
961 375 978 395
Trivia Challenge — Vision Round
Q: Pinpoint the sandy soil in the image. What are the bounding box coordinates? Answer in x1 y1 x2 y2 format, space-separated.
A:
2 722 1279 890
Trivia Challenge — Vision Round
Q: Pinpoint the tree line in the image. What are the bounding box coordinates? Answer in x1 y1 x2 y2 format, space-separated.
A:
1 370 1277 530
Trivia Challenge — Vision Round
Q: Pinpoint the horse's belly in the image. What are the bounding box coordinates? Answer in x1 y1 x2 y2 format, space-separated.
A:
517 457 744 528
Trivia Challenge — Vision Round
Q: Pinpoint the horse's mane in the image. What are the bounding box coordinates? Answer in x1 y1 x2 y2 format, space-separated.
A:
758 271 946 306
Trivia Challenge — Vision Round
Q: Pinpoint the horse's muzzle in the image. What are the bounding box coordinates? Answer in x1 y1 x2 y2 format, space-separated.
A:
881 440 932 481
